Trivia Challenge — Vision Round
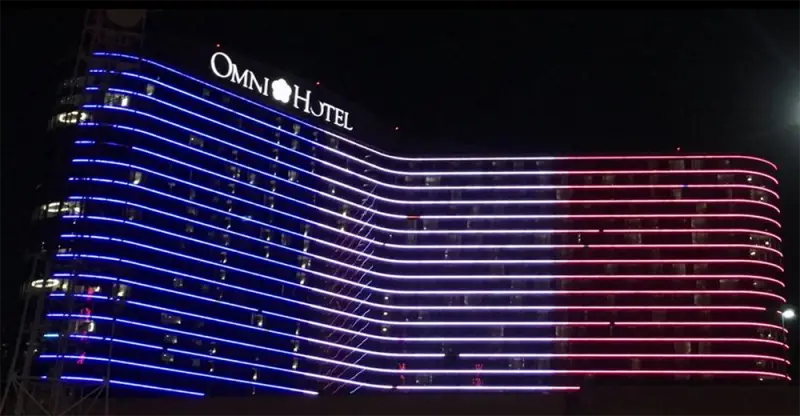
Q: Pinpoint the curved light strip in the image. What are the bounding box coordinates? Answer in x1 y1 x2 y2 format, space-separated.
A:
47 300 789 345
45 375 205 397
70 193 787 248
56 235 774 314
89 52 780 172
44 334 790 383
68 178 780 270
46 334 391 391
85 88 782 199
76 118 782 215
37 355 317 395
59 213 786 281
42 314 790 391
66 197 785 270
56 273 788 329
69 136 784 231
65 169 784 272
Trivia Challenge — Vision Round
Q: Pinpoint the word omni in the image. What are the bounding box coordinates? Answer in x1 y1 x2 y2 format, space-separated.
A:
210 51 353 131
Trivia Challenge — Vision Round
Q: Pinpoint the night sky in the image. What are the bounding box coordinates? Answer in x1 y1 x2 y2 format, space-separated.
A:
2 6 798 381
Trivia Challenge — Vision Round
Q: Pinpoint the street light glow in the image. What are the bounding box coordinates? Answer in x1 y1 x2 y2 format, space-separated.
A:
781 308 796 320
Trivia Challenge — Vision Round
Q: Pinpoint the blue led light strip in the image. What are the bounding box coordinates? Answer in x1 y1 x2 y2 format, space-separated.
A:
42 375 204 397
42 333 393 391
37 355 318 395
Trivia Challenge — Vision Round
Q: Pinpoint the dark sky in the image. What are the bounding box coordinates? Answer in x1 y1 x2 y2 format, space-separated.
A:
2 6 798 380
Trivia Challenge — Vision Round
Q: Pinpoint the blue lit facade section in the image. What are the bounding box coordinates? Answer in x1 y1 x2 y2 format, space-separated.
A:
34 51 787 397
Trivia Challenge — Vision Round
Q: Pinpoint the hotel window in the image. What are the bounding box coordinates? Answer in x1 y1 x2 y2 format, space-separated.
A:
248 172 257 184
296 272 306 285
668 160 685 170
226 199 233 212
164 334 178 345
252 313 264 327
272 148 279 159
173 278 183 288
125 207 140 221
189 135 204 148
288 170 298 182
161 352 175 363
219 269 227 281
185 223 194 234
299 256 311 269
281 233 291 246
231 149 239 161
219 251 228 264
221 233 230 247
130 171 143 185
601 175 614 185
291 139 299 149
303 239 311 252
189 188 197 201
202 88 210 97
187 206 198 217
260 228 271 241
263 246 270 258
114 283 130 298
328 137 339 149
292 123 301 134
104 92 129 107
227 182 236 194
269 180 277 192
160 313 182 325
229 166 241 179
146 84 155 96
303 224 310 236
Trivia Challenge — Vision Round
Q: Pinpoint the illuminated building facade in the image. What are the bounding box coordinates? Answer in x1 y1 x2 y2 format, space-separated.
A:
29 47 788 398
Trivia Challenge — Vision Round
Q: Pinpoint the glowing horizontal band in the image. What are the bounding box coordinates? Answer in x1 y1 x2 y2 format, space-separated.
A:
70 167 783 241
44 334 787 387
48 332 789 364
44 375 205 397
45 314 789 388
74 193 784 258
67 196 785 271
47 293 787 345
75 121 782 216
62 205 787 303
60 213 786 280
88 85 781 198
57 272 787 330
87 55 779 173
37 355 317 395
48 334 393 390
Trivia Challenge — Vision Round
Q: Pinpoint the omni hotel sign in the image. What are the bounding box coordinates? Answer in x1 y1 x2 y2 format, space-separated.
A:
210 51 354 131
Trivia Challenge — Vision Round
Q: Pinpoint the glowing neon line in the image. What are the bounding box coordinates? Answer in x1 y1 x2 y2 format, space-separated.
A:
44 375 205 397
37 355 317 395
66 197 785 272
59 216 786 281
47 297 788 345
61 272 788 328
46 334 788 384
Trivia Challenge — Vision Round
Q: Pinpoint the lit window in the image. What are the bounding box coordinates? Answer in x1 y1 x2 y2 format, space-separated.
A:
226 199 233 212
219 269 227 281
220 252 228 264
296 272 306 285
269 180 277 192
252 313 264 327
187 206 198 217
288 170 298 182
189 189 197 200
281 233 291 246
291 139 299 149
252 369 259 381
164 334 178 344
146 84 155 96
292 124 301 134
55 110 89 125
292 358 299 370
189 135 204 148
248 172 257 184
104 92 130 107
160 313 181 325
264 246 270 258
227 182 236 194
161 352 175 363
191 359 201 368
222 233 230 247
131 171 143 185
185 223 194 233
173 278 183 288
114 284 130 298
261 228 271 241
202 88 210 97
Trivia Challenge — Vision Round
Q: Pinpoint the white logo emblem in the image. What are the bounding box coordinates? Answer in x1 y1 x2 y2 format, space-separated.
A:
271 79 292 104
